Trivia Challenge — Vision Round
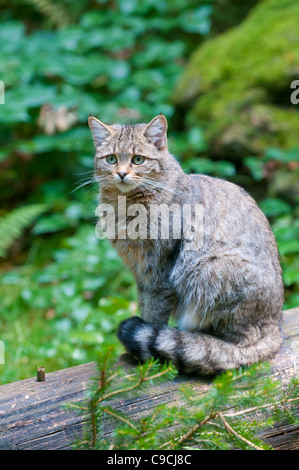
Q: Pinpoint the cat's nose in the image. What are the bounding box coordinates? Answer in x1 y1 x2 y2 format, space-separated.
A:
117 172 128 180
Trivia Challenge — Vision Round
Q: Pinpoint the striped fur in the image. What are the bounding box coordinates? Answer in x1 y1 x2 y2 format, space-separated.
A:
89 115 284 375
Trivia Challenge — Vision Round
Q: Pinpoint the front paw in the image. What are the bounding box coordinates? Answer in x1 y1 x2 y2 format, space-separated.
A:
117 316 145 345
117 316 156 361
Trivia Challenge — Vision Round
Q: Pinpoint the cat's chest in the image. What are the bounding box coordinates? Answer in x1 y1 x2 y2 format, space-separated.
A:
112 238 163 281
100 193 174 278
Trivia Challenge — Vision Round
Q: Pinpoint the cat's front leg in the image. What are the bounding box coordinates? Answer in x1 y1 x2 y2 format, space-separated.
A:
117 283 176 360
137 283 176 327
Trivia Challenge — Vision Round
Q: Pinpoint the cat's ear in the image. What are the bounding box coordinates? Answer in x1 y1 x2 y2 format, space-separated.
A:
88 116 113 147
143 114 167 151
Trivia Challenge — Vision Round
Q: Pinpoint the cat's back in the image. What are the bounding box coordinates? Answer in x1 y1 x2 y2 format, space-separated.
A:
188 173 279 261
190 173 256 207
190 173 267 223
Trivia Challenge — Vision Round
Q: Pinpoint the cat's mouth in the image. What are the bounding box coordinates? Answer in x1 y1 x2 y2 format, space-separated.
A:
114 176 138 193
114 177 139 194
116 182 134 193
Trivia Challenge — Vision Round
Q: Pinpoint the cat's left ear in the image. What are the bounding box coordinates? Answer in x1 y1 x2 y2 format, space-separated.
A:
88 116 113 147
143 114 167 151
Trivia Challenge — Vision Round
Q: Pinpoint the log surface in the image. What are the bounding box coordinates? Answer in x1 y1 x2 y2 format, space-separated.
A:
0 308 298 450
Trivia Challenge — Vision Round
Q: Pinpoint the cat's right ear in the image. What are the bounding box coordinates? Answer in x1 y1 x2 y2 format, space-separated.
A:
143 114 168 151
88 116 113 147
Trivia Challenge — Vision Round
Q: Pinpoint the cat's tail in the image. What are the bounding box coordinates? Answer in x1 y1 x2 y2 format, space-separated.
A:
117 316 282 375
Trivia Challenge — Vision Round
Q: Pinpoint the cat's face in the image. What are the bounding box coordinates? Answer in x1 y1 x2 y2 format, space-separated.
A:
88 115 168 194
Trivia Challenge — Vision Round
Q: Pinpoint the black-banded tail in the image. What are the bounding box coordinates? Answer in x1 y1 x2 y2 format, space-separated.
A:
117 316 282 375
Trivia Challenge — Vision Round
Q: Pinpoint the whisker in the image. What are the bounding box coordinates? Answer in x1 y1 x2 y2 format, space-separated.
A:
73 177 94 186
141 179 169 191
74 170 95 176
142 177 183 197
85 181 101 195
71 182 92 193
71 175 107 193
142 183 178 197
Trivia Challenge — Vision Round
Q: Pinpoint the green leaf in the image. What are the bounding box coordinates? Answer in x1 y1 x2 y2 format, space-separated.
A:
180 6 212 35
187 127 207 152
278 240 299 256
259 198 292 217
32 214 71 235
244 157 264 181
70 330 104 345
265 147 299 163
182 158 235 177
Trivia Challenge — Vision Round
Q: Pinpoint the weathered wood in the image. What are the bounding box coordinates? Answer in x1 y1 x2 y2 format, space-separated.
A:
0 308 298 450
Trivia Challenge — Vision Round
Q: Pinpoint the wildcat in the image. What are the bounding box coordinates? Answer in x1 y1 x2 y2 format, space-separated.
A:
88 114 284 375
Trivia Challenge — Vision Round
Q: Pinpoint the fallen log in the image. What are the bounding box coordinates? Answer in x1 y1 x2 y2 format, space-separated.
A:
0 307 298 450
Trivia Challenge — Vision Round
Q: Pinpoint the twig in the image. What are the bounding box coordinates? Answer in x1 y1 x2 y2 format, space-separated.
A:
218 412 263 450
105 371 120 386
142 366 173 382
178 413 215 445
67 403 88 411
223 396 299 418
160 412 215 449
96 365 173 404
90 399 97 448
102 407 138 431
97 346 113 389
97 377 144 403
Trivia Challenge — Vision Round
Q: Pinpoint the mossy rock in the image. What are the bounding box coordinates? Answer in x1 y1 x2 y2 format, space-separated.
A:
175 0 299 158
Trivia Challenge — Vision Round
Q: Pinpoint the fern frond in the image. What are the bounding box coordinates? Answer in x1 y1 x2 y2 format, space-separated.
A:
21 0 72 28
0 204 48 258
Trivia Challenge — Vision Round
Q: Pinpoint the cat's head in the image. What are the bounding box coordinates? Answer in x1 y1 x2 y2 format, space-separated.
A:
88 114 170 194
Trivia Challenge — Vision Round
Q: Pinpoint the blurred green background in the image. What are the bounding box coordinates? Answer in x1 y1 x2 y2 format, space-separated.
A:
0 0 298 384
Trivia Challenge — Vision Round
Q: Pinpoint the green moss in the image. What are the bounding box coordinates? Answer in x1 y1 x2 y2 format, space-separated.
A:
175 0 299 156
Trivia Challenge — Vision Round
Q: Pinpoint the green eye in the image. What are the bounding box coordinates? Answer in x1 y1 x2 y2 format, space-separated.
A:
106 155 117 165
132 155 145 165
